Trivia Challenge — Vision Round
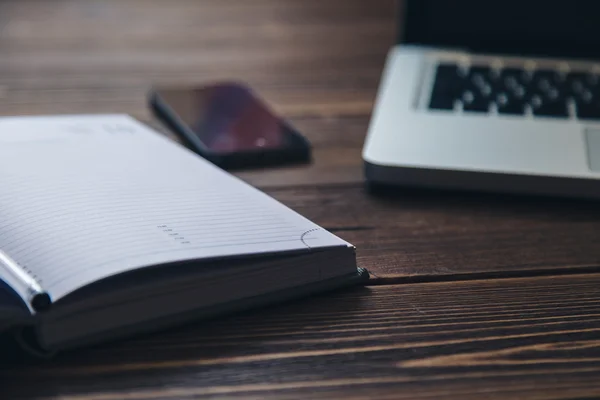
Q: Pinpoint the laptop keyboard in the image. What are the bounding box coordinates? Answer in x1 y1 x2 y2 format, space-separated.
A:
429 62 600 120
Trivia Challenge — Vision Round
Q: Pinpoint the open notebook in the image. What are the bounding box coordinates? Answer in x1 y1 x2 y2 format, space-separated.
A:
0 114 366 354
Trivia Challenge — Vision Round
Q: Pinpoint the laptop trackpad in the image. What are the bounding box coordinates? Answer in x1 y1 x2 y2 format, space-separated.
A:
586 128 600 172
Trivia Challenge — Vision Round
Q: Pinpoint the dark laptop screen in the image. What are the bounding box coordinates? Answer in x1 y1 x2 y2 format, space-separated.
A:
402 1 600 59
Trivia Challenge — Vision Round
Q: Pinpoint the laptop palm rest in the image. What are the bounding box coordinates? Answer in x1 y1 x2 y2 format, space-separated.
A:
585 129 600 172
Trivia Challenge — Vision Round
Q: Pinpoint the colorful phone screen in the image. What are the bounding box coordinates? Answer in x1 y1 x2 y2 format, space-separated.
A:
155 83 289 154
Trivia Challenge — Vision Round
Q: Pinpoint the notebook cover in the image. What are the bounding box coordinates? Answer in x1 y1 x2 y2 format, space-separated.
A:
18 268 370 356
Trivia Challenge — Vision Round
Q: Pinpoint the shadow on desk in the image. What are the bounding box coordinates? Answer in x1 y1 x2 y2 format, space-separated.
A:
366 182 600 218
0 285 372 398
274 182 600 281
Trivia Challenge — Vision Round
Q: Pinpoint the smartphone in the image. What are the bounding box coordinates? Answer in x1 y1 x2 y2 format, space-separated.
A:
149 82 311 170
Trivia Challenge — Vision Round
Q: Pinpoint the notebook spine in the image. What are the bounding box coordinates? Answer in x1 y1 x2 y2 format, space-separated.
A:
0 250 51 312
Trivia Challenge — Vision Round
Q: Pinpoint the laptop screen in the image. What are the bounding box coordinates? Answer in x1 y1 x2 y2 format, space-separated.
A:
402 1 600 59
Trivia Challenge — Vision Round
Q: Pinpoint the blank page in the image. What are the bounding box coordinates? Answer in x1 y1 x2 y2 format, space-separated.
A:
0 115 349 300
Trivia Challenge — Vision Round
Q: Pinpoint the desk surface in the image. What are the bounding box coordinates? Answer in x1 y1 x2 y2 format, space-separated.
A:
2 1 600 399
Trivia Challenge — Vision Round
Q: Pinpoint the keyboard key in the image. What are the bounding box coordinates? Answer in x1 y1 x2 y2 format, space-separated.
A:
530 94 543 109
525 69 569 117
462 90 490 112
470 72 487 89
499 67 534 103
467 68 497 96
429 64 462 110
429 96 455 110
533 102 569 117
580 89 594 103
575 98 600 120
546 87 560 101
510 84 527 100
570 82 600 109
500 67 531 88
529 94 568 118
565 72 599 97
495 92 526 115
468 66 498 87
532 69 563 87
573 86 597 107
428 62 595 120
567 71 599 85
429 95 455 110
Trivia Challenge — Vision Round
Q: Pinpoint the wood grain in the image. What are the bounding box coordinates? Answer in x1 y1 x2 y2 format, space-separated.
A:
0 0 395 120
4 274 600 399
262 184 600 279
2 1 600 399
0 0 393 190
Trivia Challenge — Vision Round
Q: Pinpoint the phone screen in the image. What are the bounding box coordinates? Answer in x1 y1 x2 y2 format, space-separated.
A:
155 84 289 154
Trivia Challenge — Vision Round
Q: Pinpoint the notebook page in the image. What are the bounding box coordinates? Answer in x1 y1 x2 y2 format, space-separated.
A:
0 115 349 300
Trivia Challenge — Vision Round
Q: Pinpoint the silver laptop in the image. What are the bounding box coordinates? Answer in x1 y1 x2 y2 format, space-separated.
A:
363 0 600 198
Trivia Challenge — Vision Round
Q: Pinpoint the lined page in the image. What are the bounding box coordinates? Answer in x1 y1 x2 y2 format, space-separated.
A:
0 115 349 300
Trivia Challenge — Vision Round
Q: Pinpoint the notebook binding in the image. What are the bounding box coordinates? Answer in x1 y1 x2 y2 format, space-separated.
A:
0 250 51 312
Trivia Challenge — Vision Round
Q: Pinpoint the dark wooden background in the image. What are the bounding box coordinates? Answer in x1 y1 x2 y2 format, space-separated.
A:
1 1 600 399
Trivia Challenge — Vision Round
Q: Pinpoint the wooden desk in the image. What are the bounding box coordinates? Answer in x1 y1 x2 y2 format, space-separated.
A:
2 1 600 398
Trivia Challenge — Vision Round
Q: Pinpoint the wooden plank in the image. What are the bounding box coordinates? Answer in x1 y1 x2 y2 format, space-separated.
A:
171 115 369 188
2 2 599 399
0 0 395 121
0 0 391 188
4 274 600 399
263 184 600 279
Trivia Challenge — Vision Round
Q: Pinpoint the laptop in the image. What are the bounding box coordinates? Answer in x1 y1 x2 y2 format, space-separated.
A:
363 0 600 198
